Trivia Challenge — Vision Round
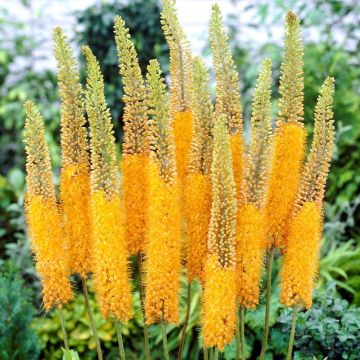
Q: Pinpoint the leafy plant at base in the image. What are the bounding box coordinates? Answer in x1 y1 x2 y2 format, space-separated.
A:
0 261 41 359
279 283 360 360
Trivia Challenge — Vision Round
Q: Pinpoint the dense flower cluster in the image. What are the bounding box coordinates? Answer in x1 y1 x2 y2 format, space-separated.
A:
23 1 335 356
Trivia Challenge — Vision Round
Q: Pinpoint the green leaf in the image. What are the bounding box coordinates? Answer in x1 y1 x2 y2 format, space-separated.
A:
62 348 80 360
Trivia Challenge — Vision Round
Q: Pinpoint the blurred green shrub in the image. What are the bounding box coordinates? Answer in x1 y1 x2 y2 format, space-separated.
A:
0 5 60 175
0 2 60 260
0 261 41 359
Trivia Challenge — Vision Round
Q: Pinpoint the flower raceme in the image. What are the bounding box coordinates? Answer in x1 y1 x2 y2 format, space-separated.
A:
185 57 213 283
236 59 273 308
83 46 132 322
114 16 149 255
53 28 93 279
161 0 193 186
281 78 335 309
265 11 306 249
202 116 237 349
23 101 72 310
144 60 181 325
209 4 244 205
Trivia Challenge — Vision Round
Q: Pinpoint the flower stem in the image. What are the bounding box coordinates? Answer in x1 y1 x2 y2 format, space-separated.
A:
235 311 241 360
82 278 103 360
240 307 246 360
286 307 298 360
214 348 219 360
161 320 170 360
115 320 126 360
58 307 69 351
259 248 274 360
138 253 151 360
178 281 192 359
204 347 209 360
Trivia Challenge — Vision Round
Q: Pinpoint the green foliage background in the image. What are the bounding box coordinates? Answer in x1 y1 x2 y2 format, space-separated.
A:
0 0 359 359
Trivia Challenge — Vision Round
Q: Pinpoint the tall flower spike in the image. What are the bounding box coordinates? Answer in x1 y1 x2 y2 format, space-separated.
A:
83 46 132 321
209 4 244 203
281 78 335 309
23 100 72 310
277 11 304 125
161 0 192 113
243 58 273 209
295 77 335 211
114 15 149 255
185 56 213 282
53 27 92 278
114 15 148 155
161 0 192 185
188 56 213 176
209 4 243 134
202 116 237 350
144 59 181 324
265 11 306 249
237 59 273 308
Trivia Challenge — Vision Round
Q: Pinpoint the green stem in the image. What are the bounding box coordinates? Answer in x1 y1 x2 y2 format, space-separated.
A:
204 347 209 360
240 308 246 360
235 312 241 360
214 348 219 360
259 249 274 360
58 308 70 351
286 307 298 360
178 281 192 360
138 253 151 360
161 320 170 360
115 321 126 360
82 278 103 360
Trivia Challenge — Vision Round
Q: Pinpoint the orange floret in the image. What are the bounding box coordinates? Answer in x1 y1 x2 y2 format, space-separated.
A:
91 191 133 321
173 110 192 186
144 160 181 325
202 255 237 350
265 122 306 248
184 173 212 282
121 153 149 255
60 163 92 277
26 195 72 310
236 204 265 308
280 202 322 309
230 133 244 204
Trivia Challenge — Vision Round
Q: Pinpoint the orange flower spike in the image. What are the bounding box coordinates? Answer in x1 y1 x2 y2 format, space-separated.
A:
236 205 265 308
280 202 321 309
265 11 307 249
23 100 72 310
202 255 237 350
114 16 149 255
209 4 244 203
83 46 132 321
202 116 237 349
144 59 181 324
53 28 92 278
161 0 193 185
236 59 273 308
185 56 213 283
281 78 335 309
